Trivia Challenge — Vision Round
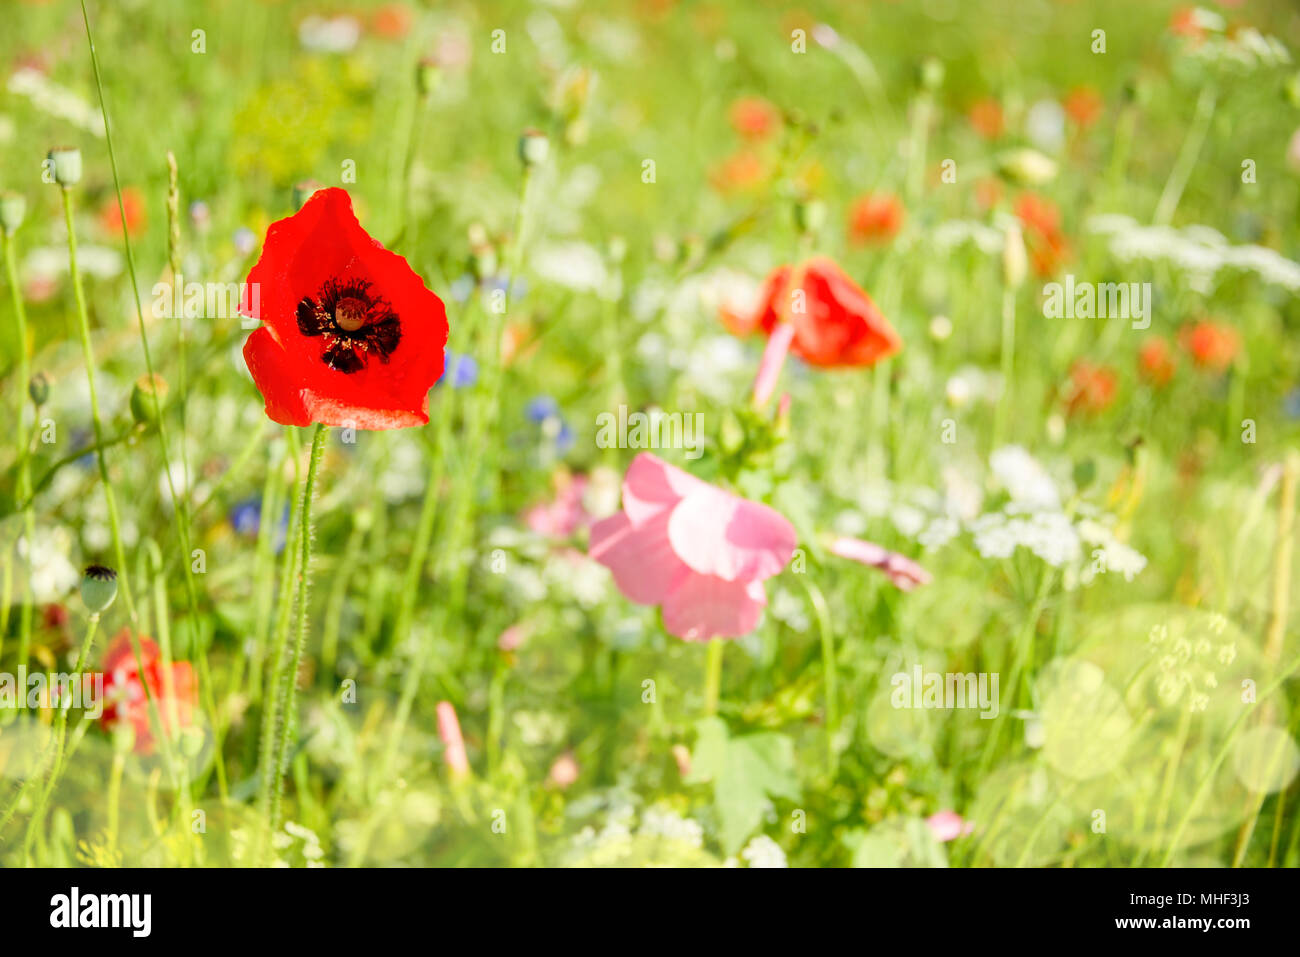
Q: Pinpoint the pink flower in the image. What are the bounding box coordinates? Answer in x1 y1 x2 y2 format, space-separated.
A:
547 751 580 789
497 622 530 652
523 472 591 539
925 810 973 843
436 701 470 778
829 537 931 591
589 453 797 641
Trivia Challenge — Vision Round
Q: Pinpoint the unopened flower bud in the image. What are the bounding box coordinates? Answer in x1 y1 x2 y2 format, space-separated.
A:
0 191 26 234
793 197 827 236
996 148 1057 187
517 128 550 168
81 564 119 615
416 57 442 97
47 147 82 187
28 371 50 406
130 373 169 426
918 57 945 92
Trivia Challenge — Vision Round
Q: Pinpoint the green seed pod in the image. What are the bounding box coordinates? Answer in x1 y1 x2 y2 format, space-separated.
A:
416 57 442 97
28 371 50 406
0 191 26 234
918 57 945 92
517 129 550 168
80 565 119 615
47 147 82 187
793 197 827 237
130 373 169 426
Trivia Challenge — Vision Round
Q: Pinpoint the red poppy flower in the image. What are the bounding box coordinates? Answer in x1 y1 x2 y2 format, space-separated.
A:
847 192 905 246
99 630 197 755
1138 336 1177 387
1014 192 1071 277
728 96 780 141
729 257 902 369
708 150 768 194
98 186 147 238
1063 360 1118 417
1063 86 1104 129
968 98 1004 140
1178 319 1240 372
239 188 447 429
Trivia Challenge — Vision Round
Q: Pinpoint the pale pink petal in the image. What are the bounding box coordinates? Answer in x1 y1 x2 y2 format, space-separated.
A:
830 536 931 591
668 488 797 582
661 573 767 641
589 510 689 605
925 810 973 842
622 452 709 525
751 320 795 407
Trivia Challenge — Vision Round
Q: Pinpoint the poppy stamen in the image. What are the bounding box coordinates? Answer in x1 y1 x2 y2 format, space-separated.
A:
295 278 402 374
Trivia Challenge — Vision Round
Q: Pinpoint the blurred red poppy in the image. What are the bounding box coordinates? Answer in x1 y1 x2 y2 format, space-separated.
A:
1178 320 1240 372
847 192 905 245
239 188 448 429
1014 192 1071 277
97 186 146 238
728 96 780 141
100 630 197 755
709 150 768 193
1138 336 1177 387
1063 86 1104 128
728 257 902 368
968 98 1004 140
1064 360 1118 416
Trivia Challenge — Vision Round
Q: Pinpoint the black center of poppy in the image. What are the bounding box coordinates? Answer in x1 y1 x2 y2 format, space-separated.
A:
296 278 401 374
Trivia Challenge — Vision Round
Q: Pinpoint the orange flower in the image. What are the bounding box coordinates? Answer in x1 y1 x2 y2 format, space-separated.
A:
97 186 146 238
1138 337 1177 387
847 192 905 246
1064 360 1118 416
1170 7 1206 42
728 96 780 141
371 4 413 39
1063 86 1104 129
968 98 1004 140
1014 192 1071 277
709 150 767 193
1178 320 1240 372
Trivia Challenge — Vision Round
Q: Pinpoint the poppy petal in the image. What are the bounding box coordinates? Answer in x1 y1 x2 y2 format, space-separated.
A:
589 510 690 605
661 574 767 641
667 486 797 582
621 452 710 525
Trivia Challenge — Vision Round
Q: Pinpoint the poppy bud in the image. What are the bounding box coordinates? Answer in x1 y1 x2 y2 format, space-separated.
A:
28 371 50 406
793 197 827 236
517 129 550 168
47 147 82 187
292 180 325 210
130 373 169 426
81 565 119 616
996 148 1057 187
0 191 26 234
1002 221 1028 289
918 57 945 92
416 56 442 97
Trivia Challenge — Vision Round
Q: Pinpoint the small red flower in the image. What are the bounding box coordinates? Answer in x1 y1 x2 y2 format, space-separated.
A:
99 630 197 755
968 98 1004 140
728 96 780 141
1064 360 1118 417
847 192 905 246
98 186 147 238
1178 319 1240 372
1014 192 1071 277
240 188 448 429
371 3 413 39
708 150 768 194
1138 336 1177 387
1063 86 1104 129
729 257 902 369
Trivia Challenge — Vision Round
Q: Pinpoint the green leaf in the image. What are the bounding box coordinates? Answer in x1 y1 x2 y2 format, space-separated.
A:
687 717 800 854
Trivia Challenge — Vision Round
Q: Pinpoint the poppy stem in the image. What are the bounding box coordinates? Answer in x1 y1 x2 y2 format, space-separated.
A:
270 422 328 845
23 613 99 863
1153 84 1217 227
2 229 35 671
703 639 724 716
801 578 839 777
993 286 1016 450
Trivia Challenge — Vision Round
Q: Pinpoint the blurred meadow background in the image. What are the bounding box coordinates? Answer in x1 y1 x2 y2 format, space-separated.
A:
2 0 1300 867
